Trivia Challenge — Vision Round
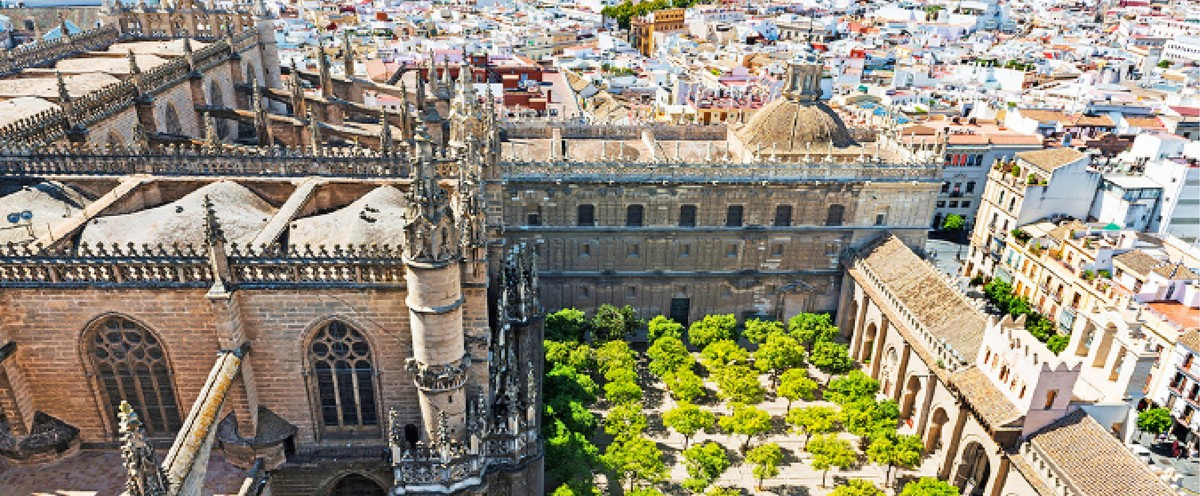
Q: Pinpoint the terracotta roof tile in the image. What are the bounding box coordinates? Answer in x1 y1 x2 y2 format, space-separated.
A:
951 367 1024 429
1028 410 1175 496
1179 329 1200 353
859 236 986 358
1112 249 1161 277
1017 148 1086 173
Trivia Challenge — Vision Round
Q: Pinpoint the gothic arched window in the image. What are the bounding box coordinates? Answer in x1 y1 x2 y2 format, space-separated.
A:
88 316 182 437
163 103 183 135
309 321 379 434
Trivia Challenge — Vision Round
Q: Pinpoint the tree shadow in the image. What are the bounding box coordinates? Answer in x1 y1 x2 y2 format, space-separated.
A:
764 484 812 496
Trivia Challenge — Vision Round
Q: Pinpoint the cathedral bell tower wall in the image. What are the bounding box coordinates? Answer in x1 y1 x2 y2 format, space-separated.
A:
404 259 469 443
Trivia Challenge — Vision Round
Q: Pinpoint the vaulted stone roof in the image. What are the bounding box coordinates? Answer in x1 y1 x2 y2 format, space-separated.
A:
289 185 407 246
80 181 276 247
732 99 857 154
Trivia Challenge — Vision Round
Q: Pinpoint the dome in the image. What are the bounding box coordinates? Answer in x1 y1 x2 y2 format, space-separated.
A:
732 98 856 154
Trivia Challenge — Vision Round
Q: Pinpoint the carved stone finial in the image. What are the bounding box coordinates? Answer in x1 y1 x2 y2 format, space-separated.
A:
55 70 70 103
182 37 195 71
119 401 167 496
127 50 141 75
204 112 219 148
379 109 394 155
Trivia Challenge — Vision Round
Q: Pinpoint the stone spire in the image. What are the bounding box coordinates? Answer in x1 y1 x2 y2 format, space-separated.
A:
288 59 305 118
306 108 321 154
118 401 167 496
379 109 394 156
316 39 331 99
342 29 354 80
127 50 141 75
402 124 456 263
55 70 70 104
251 77 270 146
183 37 196 73
204 112 218 148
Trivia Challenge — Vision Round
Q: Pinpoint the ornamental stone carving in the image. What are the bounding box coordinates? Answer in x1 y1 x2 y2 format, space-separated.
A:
405 353 472 392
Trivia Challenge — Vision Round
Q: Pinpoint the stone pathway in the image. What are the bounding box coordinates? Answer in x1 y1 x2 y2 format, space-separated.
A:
0 450 246 496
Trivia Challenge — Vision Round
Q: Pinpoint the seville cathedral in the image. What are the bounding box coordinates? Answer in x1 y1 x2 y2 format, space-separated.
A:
0 1 976 495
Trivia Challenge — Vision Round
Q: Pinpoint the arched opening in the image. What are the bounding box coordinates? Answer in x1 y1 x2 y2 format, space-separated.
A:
925 408 949 453
308 320 380 437
330 473 385 496
403 423 419 448
954 441 991 496
843 299 858 340
880 347 898 386
900 375 922 420
163 103 183 135
86 316 182 437
860 323 877 363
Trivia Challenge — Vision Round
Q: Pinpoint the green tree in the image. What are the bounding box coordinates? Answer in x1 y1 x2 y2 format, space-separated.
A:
867 433 924 485
777 368 817 410
807 434 858 488
663 402 715 448
551 480 600 496
1158 59 1172 69
647 336 691 377
1137 407 1173 437
786 405 841 448
704 487 741 496
604 402 648 441
545 421 599 487
746 442 783 491
754 334 807 389
831 479 884 496
546 308 588 342
592 304 643 342
546 341 596 374
626 489 664 496
544 398 597 435
713 364 766 405
544 364 597 406
941 213 965 232
810 341 854 382
788 312 839 347
601 436 667 493
700 340 749 372
647 315 684 342
604 378 643 405
743 318 784 345
595 340 637 378
843 398 899 443
898 477 960 496
682 441 731 493
664 367 706 403
689 314 738 349
718 403 772 452
826 370 880 406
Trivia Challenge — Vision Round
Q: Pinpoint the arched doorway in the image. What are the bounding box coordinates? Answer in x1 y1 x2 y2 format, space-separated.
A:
330 473 385 496
925 408 949 453
86 316 182 437
900 375 922 420
954 441 991 496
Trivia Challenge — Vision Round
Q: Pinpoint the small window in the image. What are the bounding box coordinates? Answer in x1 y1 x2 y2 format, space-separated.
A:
949 201 959 208
825 204 845 226
774 205 793 227
580 286 589 298
966 181 976 193
626 286 637 298
526 212 541 226
627 243 640 257
577 204 595 226
679 205 697 227
720 286 733 298
771 244 784 257
680 244 690 257
626 204 644 227
941 182 950 193
580 243 591 257
725 244 738 257
726 205 744 227
1044 389 1058 410
874 213 886 226
936 201 946 208
962 201 971 208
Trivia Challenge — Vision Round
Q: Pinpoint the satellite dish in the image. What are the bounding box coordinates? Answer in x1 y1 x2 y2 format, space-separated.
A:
19 210 32 220
6 213 19 224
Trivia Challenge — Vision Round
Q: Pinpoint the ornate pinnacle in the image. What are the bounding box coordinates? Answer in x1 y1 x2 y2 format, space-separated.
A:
342 29 354 79
182 37 195 71
306 108 321 152
379 109 394 155
204 113 218 148
118 401 167 496
55 70 70 103
436 410 450 445
127 50 141 75
202 195 225 244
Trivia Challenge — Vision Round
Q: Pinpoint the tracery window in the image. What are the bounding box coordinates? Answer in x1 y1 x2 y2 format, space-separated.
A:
89 316 182 437
310 321 379 434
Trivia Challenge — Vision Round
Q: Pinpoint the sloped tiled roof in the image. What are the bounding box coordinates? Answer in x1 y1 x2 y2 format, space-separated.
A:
1017 148 1086 173
1112 249 1161 277
1027 410 1175 496
951 367 1024 429
1178 329 1200 353
858 235 986 358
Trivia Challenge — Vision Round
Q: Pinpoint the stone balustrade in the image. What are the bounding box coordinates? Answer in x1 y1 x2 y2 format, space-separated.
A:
502 159 940 183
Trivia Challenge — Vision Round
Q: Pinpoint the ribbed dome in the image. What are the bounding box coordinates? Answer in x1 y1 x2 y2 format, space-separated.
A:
733 98 856 154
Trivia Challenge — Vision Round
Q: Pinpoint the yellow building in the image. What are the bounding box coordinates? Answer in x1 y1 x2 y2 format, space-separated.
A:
629 8 685 57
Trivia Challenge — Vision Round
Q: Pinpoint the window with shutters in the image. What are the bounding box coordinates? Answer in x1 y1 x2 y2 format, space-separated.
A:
88 316 182 437
309 320 379 436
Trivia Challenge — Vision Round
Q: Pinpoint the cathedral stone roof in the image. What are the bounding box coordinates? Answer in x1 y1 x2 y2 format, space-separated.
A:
289 185 407 246
0 180 93 244
732 98 856 154
80 181 275 247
